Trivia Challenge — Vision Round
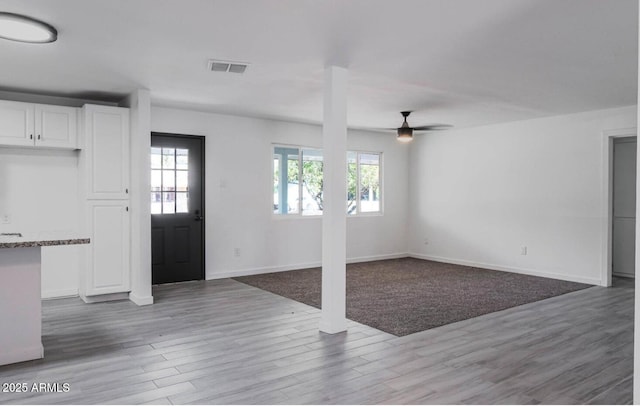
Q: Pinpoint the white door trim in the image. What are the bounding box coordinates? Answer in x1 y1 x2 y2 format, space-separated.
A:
601 127 637 287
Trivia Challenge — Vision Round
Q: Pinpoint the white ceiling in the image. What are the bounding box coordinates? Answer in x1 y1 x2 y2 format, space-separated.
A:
0 0 637 129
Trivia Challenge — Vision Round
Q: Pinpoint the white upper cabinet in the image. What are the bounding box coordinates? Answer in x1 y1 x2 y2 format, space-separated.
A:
0 100 34 146
83 104 130 199
35 104 77 148
0 100 78 149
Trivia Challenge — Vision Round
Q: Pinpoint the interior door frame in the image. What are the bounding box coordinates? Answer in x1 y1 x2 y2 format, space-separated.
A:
151 131 206 282
601 127 637 287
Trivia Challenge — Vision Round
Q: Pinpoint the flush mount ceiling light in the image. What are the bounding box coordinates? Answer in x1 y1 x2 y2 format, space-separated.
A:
0 12 57 43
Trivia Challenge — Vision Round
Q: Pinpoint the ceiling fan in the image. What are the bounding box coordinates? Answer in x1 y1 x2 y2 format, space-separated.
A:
391 111 452 142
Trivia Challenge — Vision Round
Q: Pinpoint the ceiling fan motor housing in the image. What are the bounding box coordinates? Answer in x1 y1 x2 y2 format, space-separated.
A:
397 126 413 142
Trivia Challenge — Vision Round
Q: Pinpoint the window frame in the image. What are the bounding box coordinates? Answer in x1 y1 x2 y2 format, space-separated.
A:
272 144 383 218
348 150 383 217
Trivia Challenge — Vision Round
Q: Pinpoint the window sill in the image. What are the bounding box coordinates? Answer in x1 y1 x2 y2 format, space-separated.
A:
348 212 384 218
272 214 323 220
271 212 384 220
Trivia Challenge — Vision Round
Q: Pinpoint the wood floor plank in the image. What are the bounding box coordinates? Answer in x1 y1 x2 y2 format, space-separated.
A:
106 382 196 405
586 374 633 405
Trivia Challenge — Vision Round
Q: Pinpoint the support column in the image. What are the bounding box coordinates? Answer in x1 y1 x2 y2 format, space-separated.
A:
122 89 154 306
319 66 348 334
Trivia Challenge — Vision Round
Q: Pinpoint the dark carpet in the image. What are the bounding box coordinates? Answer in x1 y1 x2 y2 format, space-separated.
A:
233 257 592 336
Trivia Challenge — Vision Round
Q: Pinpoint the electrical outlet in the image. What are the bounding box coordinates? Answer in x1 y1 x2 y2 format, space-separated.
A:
234 247 240 257
1 214 10 224
520 246 527 255
423 238 429 245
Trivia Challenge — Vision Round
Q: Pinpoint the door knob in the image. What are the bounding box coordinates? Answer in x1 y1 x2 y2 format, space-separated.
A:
194 210 203 222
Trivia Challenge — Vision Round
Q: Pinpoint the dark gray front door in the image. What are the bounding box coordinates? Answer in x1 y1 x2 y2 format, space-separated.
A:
151 133 205 284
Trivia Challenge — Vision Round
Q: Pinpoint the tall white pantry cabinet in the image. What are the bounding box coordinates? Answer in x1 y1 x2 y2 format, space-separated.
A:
79 105 131 302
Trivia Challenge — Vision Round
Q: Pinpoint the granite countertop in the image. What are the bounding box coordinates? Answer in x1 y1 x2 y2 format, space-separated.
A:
0 233 90 249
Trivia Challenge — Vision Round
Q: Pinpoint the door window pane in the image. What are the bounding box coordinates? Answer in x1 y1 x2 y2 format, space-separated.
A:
162 170 175 189
151 147 190 215
163 192 175 214
176 192 189 213
151 148 162 169
176 171 188 192
162 148 175 169
176 149 189 170
151 192 162 214
151 170 162 191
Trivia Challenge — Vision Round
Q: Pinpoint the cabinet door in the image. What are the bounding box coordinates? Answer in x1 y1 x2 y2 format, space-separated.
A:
35 104 78 149
0 100 34 146
85 200 130 296
85 105 130 199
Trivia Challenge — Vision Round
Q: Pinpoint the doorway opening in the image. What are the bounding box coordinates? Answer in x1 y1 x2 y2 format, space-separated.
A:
151 133 205 284
603 128 637 287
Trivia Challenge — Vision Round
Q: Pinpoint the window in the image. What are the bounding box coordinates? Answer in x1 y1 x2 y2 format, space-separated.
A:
348 151 381 214
273 146 324 215
273 145 381 216
151 147 189 214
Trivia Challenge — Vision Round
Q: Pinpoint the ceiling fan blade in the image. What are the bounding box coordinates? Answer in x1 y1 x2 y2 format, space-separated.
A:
412 124 453 131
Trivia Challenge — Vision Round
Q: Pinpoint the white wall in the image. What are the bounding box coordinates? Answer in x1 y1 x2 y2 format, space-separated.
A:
151 106 409 279
3 99 630 297
409 105 637 285
0 148 81 298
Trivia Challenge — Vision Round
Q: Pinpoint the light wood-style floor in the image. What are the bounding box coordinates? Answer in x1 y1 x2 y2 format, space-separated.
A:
0 277 633 405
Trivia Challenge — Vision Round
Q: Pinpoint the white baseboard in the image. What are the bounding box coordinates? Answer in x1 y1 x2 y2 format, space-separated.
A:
129 292 154 306
346 252 408 264
208 252 409 280
209 261 321 279
80 292 130 303
409 253 602 286
613 272 635 279
42 288 78 300
0 344 43 366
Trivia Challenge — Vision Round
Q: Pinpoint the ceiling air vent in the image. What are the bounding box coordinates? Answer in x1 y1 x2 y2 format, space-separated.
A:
207 59 249 74
228 63 247 74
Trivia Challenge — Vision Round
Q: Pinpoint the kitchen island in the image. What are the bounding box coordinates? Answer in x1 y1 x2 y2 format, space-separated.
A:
0 234 89 366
